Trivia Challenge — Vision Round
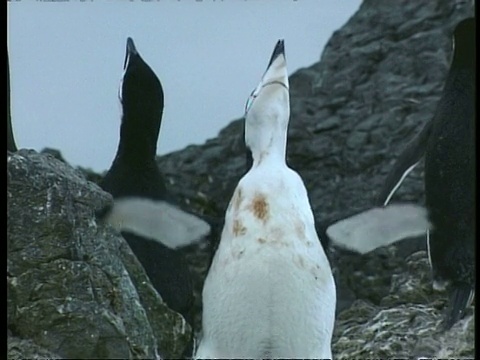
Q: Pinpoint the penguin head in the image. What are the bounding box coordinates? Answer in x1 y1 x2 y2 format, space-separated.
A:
244 40 290 152
119 37 165 146
452 17 475 68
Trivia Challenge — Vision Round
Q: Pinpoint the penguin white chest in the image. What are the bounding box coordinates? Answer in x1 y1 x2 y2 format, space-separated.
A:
197 168 336 359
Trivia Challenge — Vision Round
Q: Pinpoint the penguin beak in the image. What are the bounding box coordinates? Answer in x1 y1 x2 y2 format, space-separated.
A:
244 39 288 115
123 37 138 70
262 39 287 85
267 39 285 69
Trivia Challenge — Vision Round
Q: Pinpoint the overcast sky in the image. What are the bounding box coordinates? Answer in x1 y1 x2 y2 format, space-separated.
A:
8 0 361 173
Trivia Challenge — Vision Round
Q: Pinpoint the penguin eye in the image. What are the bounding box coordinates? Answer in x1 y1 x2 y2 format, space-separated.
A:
245 89 258 115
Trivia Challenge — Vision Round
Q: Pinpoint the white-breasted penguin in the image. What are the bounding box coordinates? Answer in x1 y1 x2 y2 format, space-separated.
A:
97 38 211 334
326 18 475 329
194 40 336 359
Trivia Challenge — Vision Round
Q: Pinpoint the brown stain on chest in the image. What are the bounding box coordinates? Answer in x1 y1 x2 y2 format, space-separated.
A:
250 193 269 222
294 254 306 269
294 220 306 239
311 263 324 281
232 219 247 237
257 237 267 244
257 236 289 247
293 254 329 283
232 187 243 212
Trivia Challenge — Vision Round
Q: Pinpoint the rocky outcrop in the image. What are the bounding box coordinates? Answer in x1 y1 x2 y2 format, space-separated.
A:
333 251 474 358
7 150 190 359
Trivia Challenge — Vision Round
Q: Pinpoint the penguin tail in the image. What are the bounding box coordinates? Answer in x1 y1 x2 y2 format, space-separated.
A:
443 283 474 330
326 203 432 254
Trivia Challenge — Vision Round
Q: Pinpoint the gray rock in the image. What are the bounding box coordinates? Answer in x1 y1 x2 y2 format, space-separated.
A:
7 150 191 359
333 251 474 358
8 336 62 359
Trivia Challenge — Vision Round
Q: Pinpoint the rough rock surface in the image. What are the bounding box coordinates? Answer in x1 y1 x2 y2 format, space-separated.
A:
7 150 191 359
154 0 474 357
333 251 475 358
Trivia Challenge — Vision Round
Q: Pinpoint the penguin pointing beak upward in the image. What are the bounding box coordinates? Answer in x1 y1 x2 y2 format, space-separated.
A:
263 39 289 89
244 40 290 167
196 39 336 359
243 40 289 171
262 39 288 91
267 39 285 69
245 40 289 116
124 37 138 70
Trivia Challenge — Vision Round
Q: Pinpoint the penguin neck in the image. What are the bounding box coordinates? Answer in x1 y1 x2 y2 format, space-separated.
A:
451 29 474 71
115 112 161 167
247 120 288 168
446 55 474 93
452 50 474 71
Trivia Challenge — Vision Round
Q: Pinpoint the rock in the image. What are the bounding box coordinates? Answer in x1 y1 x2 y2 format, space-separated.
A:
40 147 67 163
8 336 62 360
7 150 191 359
333 251 474 358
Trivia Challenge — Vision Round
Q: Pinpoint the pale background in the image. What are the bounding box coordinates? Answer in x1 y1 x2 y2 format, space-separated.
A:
8 0 361 173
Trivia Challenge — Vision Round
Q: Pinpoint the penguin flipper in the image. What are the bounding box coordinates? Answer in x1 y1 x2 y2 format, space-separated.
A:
377 120 433 206
443 283 475 330
97 197 211 249
326 203 432 254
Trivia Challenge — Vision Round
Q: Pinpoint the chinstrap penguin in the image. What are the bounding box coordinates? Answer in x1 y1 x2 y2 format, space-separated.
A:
195 40 336 359
376 17 475 329
97 38 210 340
326 18 475 329
421 17 475 329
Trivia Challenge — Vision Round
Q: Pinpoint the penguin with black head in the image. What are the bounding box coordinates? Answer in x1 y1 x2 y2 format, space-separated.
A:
375 17 475 329
422 17 475 329
325 18 475 329
97 38 211 350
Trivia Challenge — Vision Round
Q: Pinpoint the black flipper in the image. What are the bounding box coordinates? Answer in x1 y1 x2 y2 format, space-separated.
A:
376 120 433 206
